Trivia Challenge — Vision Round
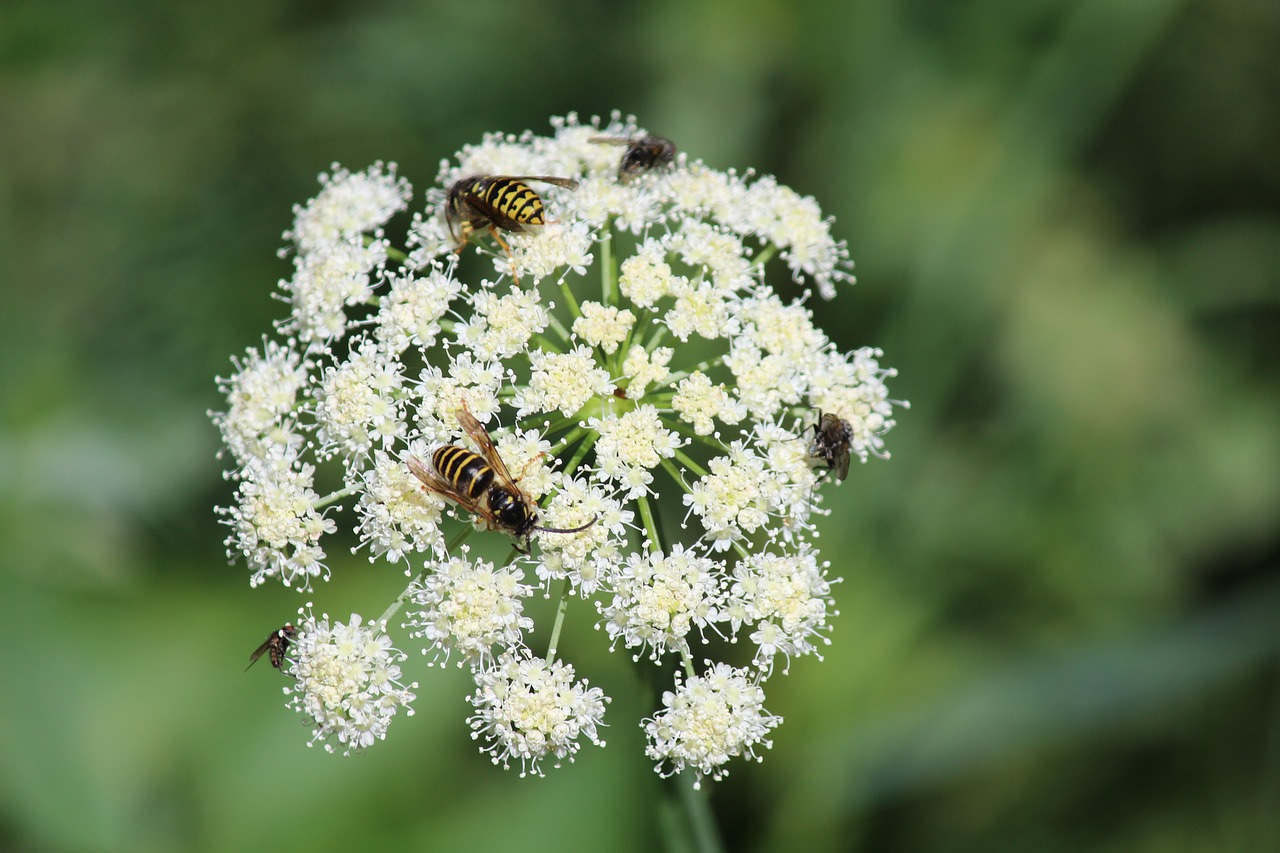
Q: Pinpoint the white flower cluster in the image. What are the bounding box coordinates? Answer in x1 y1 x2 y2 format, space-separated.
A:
284 611 417 755
215 113 904 782
404 552 534 667
468 651 609 777
644 663 781 788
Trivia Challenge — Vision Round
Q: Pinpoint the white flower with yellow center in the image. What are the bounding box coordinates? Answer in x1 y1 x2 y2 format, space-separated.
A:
592 405 685 498
514 346 612 417
572 300 636 355
728 545 838 673
468 651 609 777
221 453 336 590
643 662 781 787
212 339 308 466
600 545 725 661
285 611 417 755
405 553 534 667
312 339 405 460
285 162 411 254
455 287 549 361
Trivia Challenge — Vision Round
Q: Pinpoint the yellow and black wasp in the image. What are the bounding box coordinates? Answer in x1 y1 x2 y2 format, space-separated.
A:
407 403 596 552
444 175 579 282
590 134 676 181
246 623 298 674
808 411 853 481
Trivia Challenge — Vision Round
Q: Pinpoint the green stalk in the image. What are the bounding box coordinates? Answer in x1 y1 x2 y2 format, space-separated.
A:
751 242 779 270
672 448 710 479
562 429 599 477
545 577 571 661
376 527 472 627
659 458 694 495
314 487 358 509
558 277 584 321
600 227 616 304
636 495 664 551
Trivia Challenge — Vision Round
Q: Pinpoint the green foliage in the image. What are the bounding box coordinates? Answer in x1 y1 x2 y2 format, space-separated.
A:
2 0 1277 850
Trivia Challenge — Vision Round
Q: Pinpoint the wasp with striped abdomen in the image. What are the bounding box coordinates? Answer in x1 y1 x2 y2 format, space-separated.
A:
444 175 579 279
407 403 596 552
590 134 676 182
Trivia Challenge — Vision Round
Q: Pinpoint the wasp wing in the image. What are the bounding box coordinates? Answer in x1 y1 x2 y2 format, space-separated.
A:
454 404 522 494
511 176 580 190
460 176 578 234
406 453 487 514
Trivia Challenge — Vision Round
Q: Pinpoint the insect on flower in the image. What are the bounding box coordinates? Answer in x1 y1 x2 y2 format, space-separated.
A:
246 623 298 673
590 134 677 182
445 175 579 281
407 403 596 552
808 411 853 481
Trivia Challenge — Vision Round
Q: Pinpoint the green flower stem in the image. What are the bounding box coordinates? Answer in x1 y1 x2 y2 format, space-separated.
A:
642 321 670 353
672 448 709 479
561 429 599 477
661 417 734 450
650 357 725 395
659 458 694 495
542 314 575 348
558 277 584 322
547 424 589 457
314 487 358 509
621 306 655 354
680 647 697 679
545 577 571 661
677 771 723 853
529 412 586 439
752 242 779 269
533 332 568 354
365 235 409 264
600 227 617 304
636 495 664 551
376 527 473 627
658 762 724 853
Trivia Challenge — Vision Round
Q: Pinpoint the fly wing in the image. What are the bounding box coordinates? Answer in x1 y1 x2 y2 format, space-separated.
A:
246 638 271 671
834 451 851 481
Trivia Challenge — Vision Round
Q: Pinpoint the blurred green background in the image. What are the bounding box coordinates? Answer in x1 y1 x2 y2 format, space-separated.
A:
3 0 1278 850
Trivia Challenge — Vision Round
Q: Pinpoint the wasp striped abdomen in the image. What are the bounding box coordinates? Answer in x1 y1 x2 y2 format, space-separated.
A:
443 175 579 285
432 445 493 501
475 178 547 228
406 403 598 552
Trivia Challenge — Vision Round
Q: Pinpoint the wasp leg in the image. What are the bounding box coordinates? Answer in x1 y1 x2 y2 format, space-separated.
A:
485 224 521 286
514 451 546 484
454 221 476 255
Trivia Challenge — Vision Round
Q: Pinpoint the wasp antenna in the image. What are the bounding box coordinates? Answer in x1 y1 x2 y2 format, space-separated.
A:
534 515 599 535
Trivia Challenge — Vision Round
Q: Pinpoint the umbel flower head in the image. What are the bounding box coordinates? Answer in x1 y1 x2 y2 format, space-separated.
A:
214 112 904 781
284 610 417 755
